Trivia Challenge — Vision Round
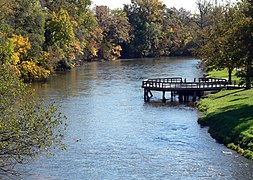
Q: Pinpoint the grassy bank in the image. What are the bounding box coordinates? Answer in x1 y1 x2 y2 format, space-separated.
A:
197 89 253 159
205 69 240 82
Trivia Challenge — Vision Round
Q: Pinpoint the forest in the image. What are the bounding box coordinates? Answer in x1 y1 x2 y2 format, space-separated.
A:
0 0 253 174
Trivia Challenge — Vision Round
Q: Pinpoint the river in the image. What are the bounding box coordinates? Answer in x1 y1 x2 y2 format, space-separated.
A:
16 57 253 179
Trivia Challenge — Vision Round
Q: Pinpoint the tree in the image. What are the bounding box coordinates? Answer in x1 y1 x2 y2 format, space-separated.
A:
95 6 130 60
10 0 46 58
173 8 199 55
196 1 253 87
238 0 253 89
45 9 75 51
197 5 243 84
123 0 182 58
0 0 15 37
0 0 52 80
0 35 50 81
0 64 66 175
44 8 76 69
195 0 213 30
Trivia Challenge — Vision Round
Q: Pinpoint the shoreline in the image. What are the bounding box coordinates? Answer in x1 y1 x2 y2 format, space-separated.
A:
197 89 253 159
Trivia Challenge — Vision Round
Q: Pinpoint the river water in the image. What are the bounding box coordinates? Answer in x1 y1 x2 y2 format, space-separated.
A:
17 57 253 179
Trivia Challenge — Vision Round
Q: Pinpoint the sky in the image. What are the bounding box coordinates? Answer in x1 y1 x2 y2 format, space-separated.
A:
91 0 238 13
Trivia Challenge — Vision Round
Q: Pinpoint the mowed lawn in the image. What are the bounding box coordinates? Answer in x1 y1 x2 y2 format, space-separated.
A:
205 69 240 82
197 88 253 159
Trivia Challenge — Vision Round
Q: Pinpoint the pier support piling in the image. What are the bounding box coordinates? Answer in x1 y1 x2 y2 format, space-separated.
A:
144 89 153 102
162 91 166 103
179 93 183 103
193 91 197 102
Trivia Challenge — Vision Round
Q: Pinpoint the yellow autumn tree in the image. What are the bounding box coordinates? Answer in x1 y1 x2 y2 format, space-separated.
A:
0 34 50 81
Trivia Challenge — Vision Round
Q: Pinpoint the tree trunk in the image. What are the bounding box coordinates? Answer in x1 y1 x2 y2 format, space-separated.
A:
245 53 252 89
245 67 251 89
228 68 232 85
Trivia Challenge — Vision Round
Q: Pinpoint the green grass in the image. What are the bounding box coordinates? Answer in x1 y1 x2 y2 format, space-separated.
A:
205 69 240 82
197 89 253 159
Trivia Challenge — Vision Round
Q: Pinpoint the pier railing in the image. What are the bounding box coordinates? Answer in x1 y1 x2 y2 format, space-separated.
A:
145 77 183 83
142 78 228 90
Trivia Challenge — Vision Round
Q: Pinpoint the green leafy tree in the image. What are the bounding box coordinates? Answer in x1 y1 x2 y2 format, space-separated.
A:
10 0 46 58
192 0 215 51
95 6 130 60
39 0 70 12
0 0 15 38
40 0 95 61
45 9 75 51
174 8 199 55
238 0 253 89
0 64 66 175
74 10 100 61
197 5 243 84
44 8 76 69
196 1 253 87
123 0 182 57
0 0 52 81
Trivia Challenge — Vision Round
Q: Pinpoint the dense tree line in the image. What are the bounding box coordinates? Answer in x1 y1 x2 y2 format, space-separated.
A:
0 0 252 85
0 0 198 81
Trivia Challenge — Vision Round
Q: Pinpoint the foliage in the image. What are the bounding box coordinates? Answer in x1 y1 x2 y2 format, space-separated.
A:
236 0 253 89
44 8 76 70
95 6 130 60
197 89 253 159
0 0 252 86
123 0 183 58
10 0 46 58
173 8 197 55
0 35 50 81
0 64 66 174
196 0 253 87
197 5 243 84
194 0 213 30
0 0 50 81
45 9 75 52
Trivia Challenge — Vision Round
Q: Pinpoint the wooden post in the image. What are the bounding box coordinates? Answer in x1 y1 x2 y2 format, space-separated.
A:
171 91 173 102
144 89 150 102
192 91 197 102
144 89 147 102
162 91 166 103
144 89 153 102
184 95 188 102
179 93 183 103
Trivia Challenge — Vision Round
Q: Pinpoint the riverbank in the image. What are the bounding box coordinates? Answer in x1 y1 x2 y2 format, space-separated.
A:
197 88 253 159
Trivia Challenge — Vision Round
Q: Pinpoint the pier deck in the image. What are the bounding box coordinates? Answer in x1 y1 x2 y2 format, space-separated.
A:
142 77 228 102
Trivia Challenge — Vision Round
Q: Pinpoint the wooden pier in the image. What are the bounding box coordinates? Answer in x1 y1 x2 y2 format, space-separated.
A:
142 77 228 102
